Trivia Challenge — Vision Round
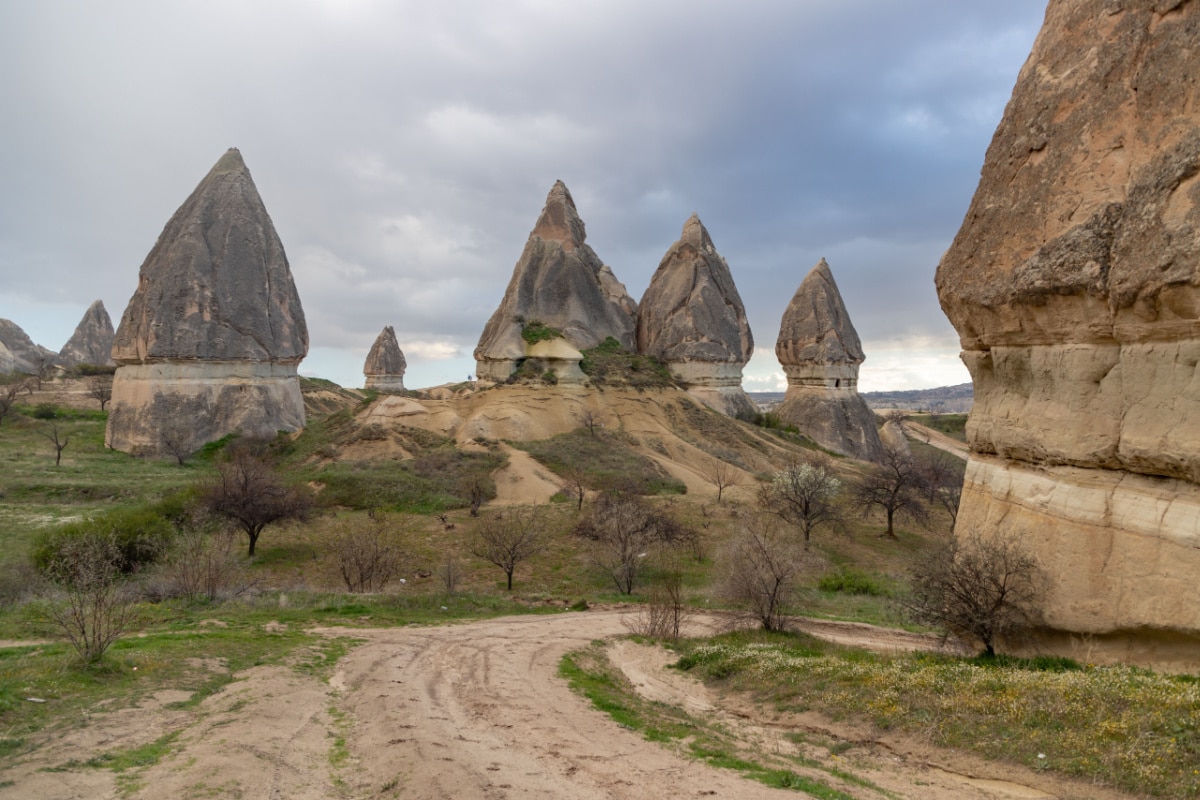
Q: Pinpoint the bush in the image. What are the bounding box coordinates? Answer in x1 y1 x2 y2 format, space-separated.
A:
42 530 138 663
520 320 563 345
325 513 406 593
157 528 250 602
579 337 676 388
32 505 175 576
817 567 885 596
31 403 58 420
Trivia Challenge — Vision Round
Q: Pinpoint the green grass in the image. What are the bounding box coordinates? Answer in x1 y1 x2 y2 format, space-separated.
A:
674 630 1200 799
311 448 504 512
909 412 968 442
513 428 686 496
579 337 676 388
520 320 563 345
560 641 879 798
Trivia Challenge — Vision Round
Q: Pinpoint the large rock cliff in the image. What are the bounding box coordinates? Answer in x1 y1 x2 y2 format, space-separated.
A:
935 0 1200 666
107 148 308 456
473 181 637 381
58 300 115 368
775 259 882 460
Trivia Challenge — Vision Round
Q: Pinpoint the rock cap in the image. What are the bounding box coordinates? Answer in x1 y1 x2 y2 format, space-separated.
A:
776 259 864 367
363 325 407 378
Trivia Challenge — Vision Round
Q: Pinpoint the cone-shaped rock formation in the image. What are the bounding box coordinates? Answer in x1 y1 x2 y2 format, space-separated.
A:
363 326 407 391
0 319 55 374
107 148 309 456
58 300 115 368
637 214 754 416
474 181 636 381
935 0 1200 667
774 259 881 460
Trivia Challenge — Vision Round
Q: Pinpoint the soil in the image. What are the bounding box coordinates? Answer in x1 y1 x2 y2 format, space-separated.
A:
904 421 969 459
2 610 1140 800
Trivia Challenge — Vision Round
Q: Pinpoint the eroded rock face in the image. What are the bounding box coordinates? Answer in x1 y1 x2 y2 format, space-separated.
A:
935 0 1200 666
107 149 308 456
774 259 882 460
637 215 755 417
0 318 55 374
58 300 115 368
363 326 407 392
474 181 637 381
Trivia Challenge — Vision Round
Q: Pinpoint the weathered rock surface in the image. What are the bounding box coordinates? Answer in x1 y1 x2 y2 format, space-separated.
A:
774 259 882 460
474 181 637 381
58 300 115 368
935 0 1200 665
363 326 407 392
0 318 55 374
637 215 755 417
107 149 308 456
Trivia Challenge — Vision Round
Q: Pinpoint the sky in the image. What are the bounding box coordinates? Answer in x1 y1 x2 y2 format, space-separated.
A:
0 0 1047 393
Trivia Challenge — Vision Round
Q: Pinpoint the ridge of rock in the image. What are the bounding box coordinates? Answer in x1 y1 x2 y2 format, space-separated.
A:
636 214 754 416
58 300 115 368
0 318 55 374
473 181 637 381
774 259 881 460
364 326 407 391
935 0 1200 668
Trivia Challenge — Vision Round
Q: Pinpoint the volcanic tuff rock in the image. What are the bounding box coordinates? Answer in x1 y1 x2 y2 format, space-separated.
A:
107 148 309 456
0 318 55 374
363 326 407 391
774 259 882 460
473 181 637 381
637 214 755 416
935 0 1200 667
57 300 115 368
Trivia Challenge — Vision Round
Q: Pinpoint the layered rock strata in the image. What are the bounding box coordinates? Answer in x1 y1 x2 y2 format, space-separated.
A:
58 300 115 368
363 326 407 391
474 181 637 381
637 215 755 417
935 0 1200 665
107 148 308 456
775 259 882 460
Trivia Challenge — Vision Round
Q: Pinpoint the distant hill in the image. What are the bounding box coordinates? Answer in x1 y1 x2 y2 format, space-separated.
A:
749 383 973 414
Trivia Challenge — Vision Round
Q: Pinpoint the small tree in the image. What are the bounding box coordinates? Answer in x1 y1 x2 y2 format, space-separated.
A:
37 421 70 466
0 380 28 426
624 563 691 641
575 409 604 438
29 352 57 390
575 493 693 595
903 532 1045 657
201 446 314 556
720 514 806 631
700 458 740 505
161 528 250 602
160 420 195 466
761 457 846 545
86 375 113 411
852 444 930 538
44 531 137 663
560 466 588 511
327 513 404 593
920 450 966 532
472 507 547 591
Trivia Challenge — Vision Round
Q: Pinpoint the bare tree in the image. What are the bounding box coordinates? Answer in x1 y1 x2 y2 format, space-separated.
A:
760 456 846 545
560 466 588 511
37 421 70 466
161 528 251 602
720 514 806 631
852 444 930 538
44 531 137 663
0 380 28 426
902 532 1045 657
920 450 966 532
201 447 314 556
438 556 463 595
575 493 694 594
575 409 605 438
472 506 547 590
86 375 113 411
624 564 692 640
327 513 404 593
160 420 195 466
700 458 741 504
29 352 57 391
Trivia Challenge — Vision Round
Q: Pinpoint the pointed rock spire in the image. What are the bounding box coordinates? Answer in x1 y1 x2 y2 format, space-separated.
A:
112 147 308 364
58 300 115 368
106 149 308 456
775 258 864 367
473 181 637 381
774 259 881 460
0 318 55 374
363 326 407 391
637 214 754 416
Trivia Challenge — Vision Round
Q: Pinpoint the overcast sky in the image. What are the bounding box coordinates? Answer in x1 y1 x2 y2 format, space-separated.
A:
0 0 1046 392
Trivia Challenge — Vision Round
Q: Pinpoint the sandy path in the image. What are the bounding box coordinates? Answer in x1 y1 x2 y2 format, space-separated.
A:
905 421 969 459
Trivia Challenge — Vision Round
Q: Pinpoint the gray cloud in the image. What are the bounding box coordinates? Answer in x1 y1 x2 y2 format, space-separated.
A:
0 0 1045 389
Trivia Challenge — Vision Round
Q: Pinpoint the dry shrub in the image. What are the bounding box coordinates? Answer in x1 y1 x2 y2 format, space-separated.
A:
326 513 405 593
720 514 808 631
472 506 547 591
437 557 463 595
43 531 138 663
624 567 692 641
160 528 251 602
